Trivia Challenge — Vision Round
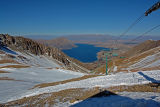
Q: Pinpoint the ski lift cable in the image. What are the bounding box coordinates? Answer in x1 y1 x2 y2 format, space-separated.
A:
114 1 160 48
113 14 145 49
109 1 160 59
117 14 145 40
145 1 160 16
129 24 160 42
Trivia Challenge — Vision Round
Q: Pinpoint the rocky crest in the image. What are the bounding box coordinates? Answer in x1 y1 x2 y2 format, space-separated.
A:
0 34 90 73
0 34 71 65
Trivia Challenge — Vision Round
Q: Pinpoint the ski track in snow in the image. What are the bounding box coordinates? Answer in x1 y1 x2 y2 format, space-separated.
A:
15 52 61 68
5 70 160 103
129 51 160 69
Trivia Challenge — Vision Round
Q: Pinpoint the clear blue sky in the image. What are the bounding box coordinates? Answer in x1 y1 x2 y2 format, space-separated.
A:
0 0 160 37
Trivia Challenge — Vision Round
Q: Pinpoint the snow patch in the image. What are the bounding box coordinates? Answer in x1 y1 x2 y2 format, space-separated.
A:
0 46 17 55
129 51 160 69
113 66 117 72
0 66 84 103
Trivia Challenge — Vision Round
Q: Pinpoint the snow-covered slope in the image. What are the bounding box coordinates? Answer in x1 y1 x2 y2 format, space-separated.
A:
0 35 160 106
128 49 160 69
1 46 160 106
122 46 160 72
0 46 62 68
95 43 160 74
0 45 85 103
3 70 160 103
0 34 90 73
105 46 160 73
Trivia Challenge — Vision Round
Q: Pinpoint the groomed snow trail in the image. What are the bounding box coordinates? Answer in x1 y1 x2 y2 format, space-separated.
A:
6 70 160 103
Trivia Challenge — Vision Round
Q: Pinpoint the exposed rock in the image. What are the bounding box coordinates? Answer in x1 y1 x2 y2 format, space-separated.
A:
0 34 71 66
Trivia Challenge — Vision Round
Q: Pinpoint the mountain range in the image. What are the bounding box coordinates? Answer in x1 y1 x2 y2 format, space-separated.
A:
0 34 89 73
36 37 76 50
0 34 160 106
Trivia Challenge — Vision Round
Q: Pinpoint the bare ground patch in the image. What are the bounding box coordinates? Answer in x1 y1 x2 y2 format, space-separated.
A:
0 70 10 73
0 77 15 81
0 77 24 82
0 65 29 69
0 60 19 64
32 75 100 89
4 87 102 107
107 83 160 93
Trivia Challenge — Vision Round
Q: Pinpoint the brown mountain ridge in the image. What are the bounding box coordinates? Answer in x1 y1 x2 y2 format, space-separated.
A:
0 34 89 73
36 37 76 50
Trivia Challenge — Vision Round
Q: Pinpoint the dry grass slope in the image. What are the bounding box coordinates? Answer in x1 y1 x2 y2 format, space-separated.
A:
95 41 160 74
0 60 19 64
0 65 29 69
0 70 9 73
0 77 15 81
3 83 160 107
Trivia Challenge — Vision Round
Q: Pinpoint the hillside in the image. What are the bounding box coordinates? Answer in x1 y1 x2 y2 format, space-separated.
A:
122 40 160 57
0 34 92 104
95 40 160 74
37 37 76 50
0 34 89 72
2 70 160 106
0 34 160 106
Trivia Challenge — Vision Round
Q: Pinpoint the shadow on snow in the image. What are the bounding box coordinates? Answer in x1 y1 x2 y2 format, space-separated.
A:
0 45 17 55
70 90 160 107
138 72 160 83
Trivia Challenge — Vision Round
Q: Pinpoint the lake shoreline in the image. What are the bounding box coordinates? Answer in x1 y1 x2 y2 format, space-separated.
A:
62 43 109 63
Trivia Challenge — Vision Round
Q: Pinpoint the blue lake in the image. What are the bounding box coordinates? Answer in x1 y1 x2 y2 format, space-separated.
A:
62 44 109 63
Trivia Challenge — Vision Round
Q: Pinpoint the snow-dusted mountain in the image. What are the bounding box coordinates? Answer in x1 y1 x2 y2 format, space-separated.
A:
116 40 160 72
0 34 160 107
0 34 89 73
0 34 91 103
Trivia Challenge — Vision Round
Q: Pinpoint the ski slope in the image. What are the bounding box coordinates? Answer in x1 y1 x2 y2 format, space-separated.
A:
0 66 85 103
129 50 160 69
0 46 85 103
5 70 160 103
0 44 160 106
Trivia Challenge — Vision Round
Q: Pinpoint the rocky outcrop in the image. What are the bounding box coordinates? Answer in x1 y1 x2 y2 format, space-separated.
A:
0 34 70 65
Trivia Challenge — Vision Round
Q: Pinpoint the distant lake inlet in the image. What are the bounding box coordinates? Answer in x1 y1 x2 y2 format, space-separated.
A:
62 44 109 63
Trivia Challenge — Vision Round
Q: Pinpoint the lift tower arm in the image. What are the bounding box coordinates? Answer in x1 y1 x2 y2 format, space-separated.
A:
145 1 160 16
